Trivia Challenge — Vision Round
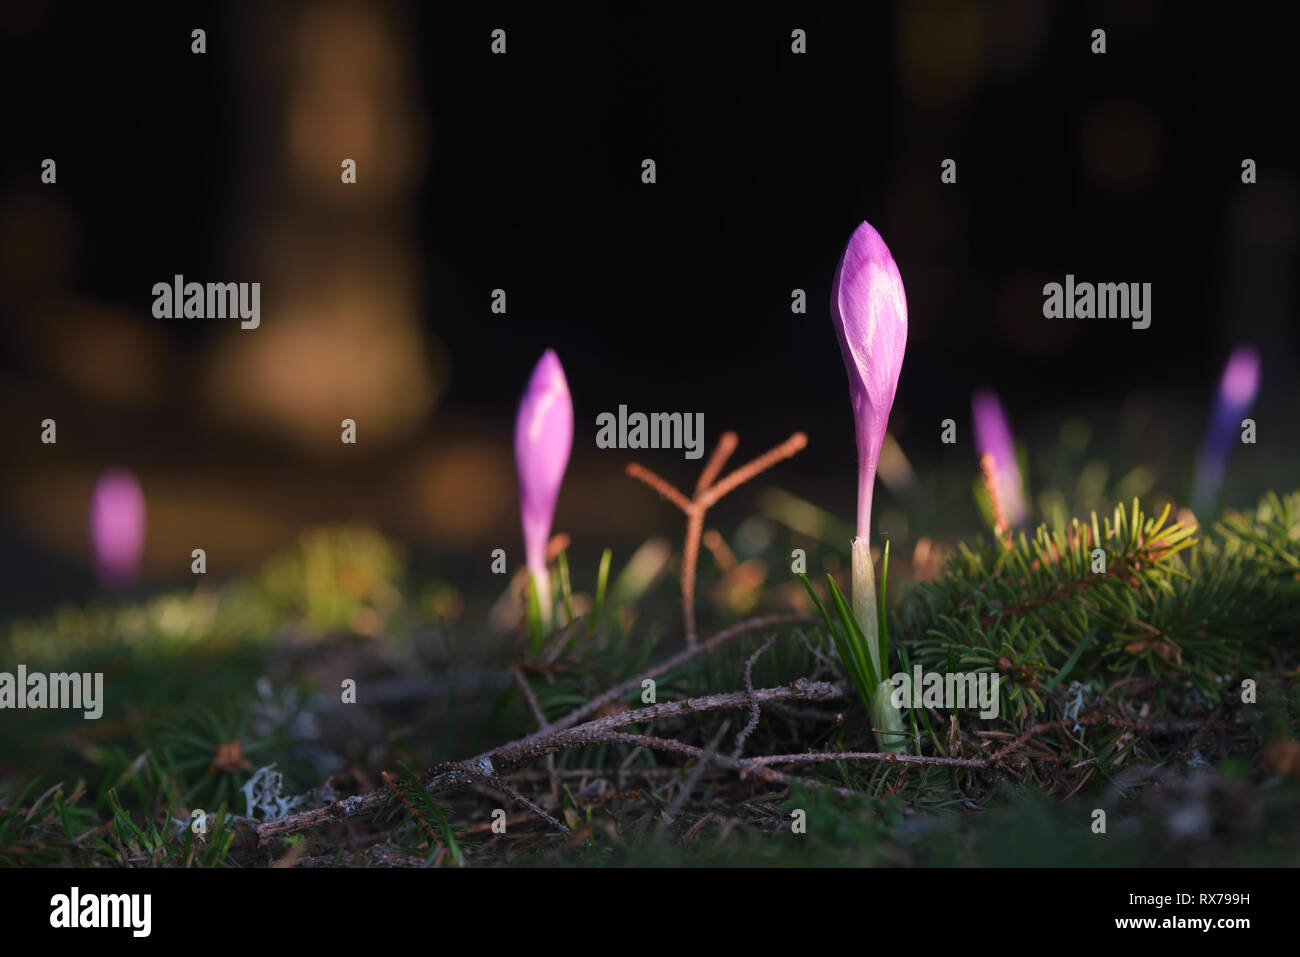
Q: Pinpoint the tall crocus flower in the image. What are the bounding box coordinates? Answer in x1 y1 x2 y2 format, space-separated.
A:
971 388 1028 528
514 349 573 629
1192 345 1260 513
831 220 908 752
89 468 145 588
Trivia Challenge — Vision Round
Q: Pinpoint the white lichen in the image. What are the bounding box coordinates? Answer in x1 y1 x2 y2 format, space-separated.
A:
1061 681 1091 732
240 763 308 820
339 794 366 813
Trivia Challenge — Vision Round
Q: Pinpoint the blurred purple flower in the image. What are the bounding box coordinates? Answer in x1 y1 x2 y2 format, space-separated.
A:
89 468 145 587
514 350 573 622
1193 345 1261 512
971 388 1027 527
831 220 908 543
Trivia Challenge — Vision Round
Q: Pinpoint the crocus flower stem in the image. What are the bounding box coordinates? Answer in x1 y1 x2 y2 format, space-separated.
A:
851 540 906 753
530 568 552 630
850 537 880 679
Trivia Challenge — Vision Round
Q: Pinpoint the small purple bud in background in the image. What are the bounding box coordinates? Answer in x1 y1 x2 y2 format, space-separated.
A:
1192 345 1261 513
831 220 909 546
514 349 573 627
971 388 1028 528
89 468 146 588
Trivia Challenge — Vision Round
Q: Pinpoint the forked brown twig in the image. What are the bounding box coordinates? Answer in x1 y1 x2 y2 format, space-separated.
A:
627 430 808 645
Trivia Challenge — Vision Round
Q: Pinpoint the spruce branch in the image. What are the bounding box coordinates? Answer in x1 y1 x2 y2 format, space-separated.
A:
901 491 1300 715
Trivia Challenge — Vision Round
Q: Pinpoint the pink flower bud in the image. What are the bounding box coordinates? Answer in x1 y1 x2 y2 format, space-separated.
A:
831 221 908 541
971 388 1027 527
514 350 573 579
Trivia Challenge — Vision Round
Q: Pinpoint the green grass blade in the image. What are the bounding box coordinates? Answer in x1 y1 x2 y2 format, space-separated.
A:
797 572 835 633
826 573 878 692
557 549 575 625
592 548 612 630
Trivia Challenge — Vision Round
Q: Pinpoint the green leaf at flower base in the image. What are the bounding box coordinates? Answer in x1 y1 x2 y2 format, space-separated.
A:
825 572 879 696
798 572 873 707
798 572 834 633
591 548 613 631
557 550 575 625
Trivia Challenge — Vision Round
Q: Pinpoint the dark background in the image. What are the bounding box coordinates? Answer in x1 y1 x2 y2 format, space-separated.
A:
1 0 1296 612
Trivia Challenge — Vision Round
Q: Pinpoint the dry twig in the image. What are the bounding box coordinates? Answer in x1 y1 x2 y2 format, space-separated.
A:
255 674 842 843
732 636 776 758
628 430 807 645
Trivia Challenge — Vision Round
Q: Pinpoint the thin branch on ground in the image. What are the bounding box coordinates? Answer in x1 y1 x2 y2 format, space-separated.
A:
541 612 814 736
513 667 549 730
664 720 730 821
983 712 1209 765
460 766 569 836
732 635 775 759
744 750 986 770
255 676 844 843
592 732 879 800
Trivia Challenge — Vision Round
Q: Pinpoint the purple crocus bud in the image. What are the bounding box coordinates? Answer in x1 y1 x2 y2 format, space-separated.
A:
831 220 908 543
514 349 573 626
1192 345 1261 512
971 389 1027 528
89 468 146 588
